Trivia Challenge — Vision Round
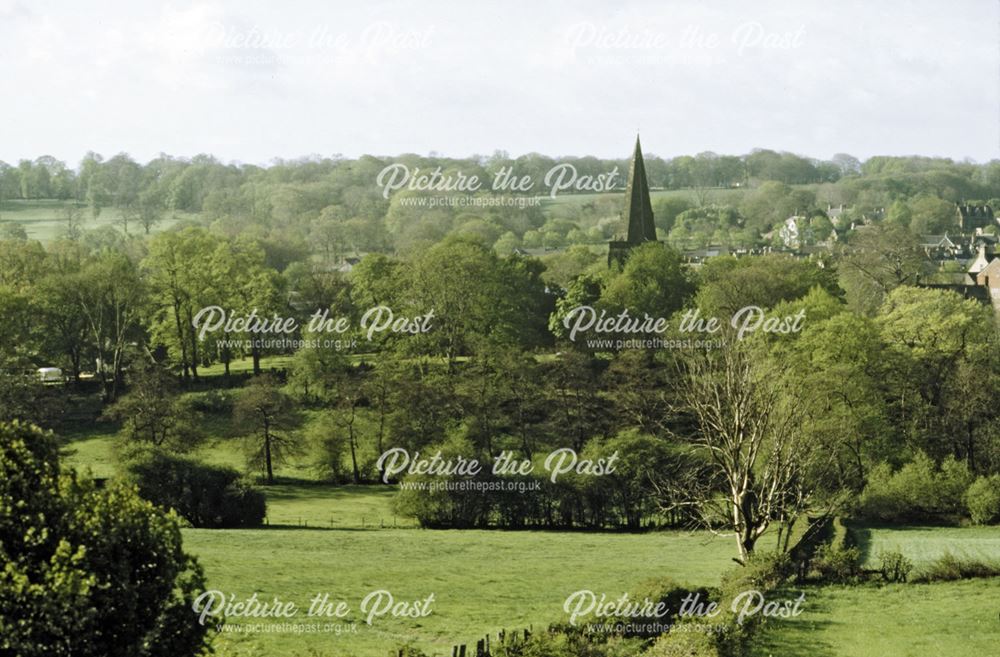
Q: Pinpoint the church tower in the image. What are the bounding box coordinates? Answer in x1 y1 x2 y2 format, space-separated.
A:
608 135 660 266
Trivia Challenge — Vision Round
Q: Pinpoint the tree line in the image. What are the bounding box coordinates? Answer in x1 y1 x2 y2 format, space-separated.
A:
3 150 999 255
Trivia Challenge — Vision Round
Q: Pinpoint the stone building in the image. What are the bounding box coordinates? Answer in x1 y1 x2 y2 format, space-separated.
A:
957 204 996 231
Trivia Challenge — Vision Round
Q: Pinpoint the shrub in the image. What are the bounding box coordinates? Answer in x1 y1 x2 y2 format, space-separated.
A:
812 543 860 583
126 449 266 528
877 549 913 583
625 578 710 638
309 410 353 483
712 553 792 657
644 628 720 657
858 452 971 523
912 551 1000 583
965 475 1000 525
490 630 642 657
185 389 234 415
0 421 211 657
718 551 792 601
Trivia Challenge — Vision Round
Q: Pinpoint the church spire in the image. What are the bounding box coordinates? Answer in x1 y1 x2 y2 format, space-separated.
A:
623 135 656 243
608 135 660 267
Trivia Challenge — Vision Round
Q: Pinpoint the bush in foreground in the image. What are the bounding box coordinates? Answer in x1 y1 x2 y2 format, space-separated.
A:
0 421 212 657
811 543 861 583
877 550 913 583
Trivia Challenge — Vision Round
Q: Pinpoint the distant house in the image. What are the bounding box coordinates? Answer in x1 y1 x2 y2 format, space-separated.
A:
920 234 963 260
336 257 362 273
968 243 994 275
682 245 731 264
779 216 804 249
826 204 849 229
921 245 1000 314
957 204 996 231
976 257 1000 313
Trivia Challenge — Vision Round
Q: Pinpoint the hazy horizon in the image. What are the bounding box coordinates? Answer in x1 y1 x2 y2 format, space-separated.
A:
2 0 998 166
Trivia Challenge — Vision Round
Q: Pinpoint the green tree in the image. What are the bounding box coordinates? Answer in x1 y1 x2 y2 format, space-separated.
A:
234 374 299 484
877 286 997 468
695 254 839 318
77 252 147 401
406 237 547 368
837 222 929 315
213 238 286 376
602 242 694 319
104 363 203 449
0 421 211 657
144 228 221 381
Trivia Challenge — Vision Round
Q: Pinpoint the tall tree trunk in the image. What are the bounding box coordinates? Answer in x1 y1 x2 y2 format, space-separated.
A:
348 404 360 484
263 415 274 484
173 298 190 381
185 306 200 381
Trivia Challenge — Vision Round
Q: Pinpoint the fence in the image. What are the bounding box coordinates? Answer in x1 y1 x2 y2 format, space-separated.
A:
448 627 532 657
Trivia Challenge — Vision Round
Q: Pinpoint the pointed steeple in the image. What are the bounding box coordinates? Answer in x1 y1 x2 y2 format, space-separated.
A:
623 135 656 243
608 135 662 267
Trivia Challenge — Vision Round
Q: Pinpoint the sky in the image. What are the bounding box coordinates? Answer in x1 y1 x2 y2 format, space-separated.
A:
1 0 998 166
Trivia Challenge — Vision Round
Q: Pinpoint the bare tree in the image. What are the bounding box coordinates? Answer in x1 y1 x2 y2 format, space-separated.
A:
656 341 823 563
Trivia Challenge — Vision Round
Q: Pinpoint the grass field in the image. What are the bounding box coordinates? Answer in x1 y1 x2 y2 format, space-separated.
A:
752 579 1000 657
58 418 1000 657
752 525 1000 657
0 199 188 241
856 525 1000 568
184 527 745 657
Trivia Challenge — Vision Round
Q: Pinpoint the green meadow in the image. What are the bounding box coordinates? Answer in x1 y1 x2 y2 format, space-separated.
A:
752 579 1000 657
857 525 1000 567
60 424 1000 657
186 527 744 657
0 199 188 241
60 425 765 656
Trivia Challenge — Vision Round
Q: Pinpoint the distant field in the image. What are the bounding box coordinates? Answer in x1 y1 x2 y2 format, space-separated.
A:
752 579 1000 657
855 525 1000 568
0 199 189 241
538 188 751 208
